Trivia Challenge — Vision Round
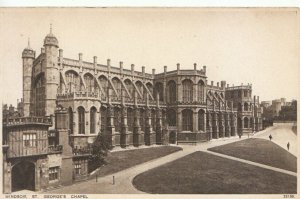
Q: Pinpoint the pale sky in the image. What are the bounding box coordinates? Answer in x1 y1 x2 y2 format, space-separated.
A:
0 8 299 106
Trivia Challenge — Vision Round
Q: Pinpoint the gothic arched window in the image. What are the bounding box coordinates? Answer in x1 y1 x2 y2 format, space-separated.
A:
198 109 205 131
197 80 205 102
125 79 134 100
99 76 108 97
100 106 107 134
78 106 85 134
84 73 95 93
182 79 193 102
182 109 193 131
167 80 177 103
244 117 249 128
167 109 177 126
112 77 122 99
65 71 80 93
154 82 164 102
90 107 97 134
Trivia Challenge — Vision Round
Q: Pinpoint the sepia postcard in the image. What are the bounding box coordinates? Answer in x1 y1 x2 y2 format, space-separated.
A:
0 5 299 199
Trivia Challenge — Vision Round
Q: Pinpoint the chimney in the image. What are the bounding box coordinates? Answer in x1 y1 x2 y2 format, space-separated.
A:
93 56 97 64
177 63 180 71
194 63 197 71
79 53 82 61
131 64 135 74
203 65 206 73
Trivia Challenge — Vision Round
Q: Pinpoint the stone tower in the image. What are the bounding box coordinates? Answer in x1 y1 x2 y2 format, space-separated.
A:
22 39 35 116
43 25 59 116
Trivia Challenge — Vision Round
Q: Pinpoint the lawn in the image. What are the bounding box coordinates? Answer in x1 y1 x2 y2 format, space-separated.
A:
208 138 297 172
132 151 297 194
91 146 182 178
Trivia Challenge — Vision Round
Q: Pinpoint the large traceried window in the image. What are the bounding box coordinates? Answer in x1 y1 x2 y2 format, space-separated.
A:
182 109 193 131
68 107 73 134
112 77 122 99
167 109 176 126
244 102 249 111
124 79 134 100
198 109 205 131
151 109 156 130
78 107 85 134
154 82 164 102
135 81 144 100
84 73 96 93
167 80 177 103
100 106 107 134
146 82 153 97
34 74 45 116
127 108 134 131
197 80 205 102
182 79 193 102
139 108 145 132
244 117 249 128
23 133 37 147
65 71 81 93
98 76 108 97
90 107 97 134
114 107 121 132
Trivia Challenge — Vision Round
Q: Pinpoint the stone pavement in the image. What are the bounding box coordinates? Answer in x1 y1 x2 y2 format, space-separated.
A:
46 124 297 194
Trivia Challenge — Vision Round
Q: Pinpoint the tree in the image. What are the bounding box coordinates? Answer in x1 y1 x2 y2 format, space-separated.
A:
88 132 112 172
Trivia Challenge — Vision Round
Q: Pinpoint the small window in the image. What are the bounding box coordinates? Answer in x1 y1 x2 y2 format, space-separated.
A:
49 167 59 181
23 133 37 147
75 163 81 175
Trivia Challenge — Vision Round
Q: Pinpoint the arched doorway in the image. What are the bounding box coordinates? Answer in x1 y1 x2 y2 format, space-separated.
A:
12 161 35 192
169 131 177 144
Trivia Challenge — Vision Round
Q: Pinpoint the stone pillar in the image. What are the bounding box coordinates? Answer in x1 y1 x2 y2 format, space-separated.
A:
177 109 182 132
212 112 219 139
156 109 163 145
145 108 155 145
225 113 231 137
193 110 198 133
133 108 144 147
121 107 132 147
107 106 118 147
219 112 225 138
193 82 198 102
230 114 237 136
206 112 212 140
240 117 244 136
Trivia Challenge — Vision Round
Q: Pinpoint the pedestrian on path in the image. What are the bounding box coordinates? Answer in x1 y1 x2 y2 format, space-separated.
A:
269 134 272 141
287 142 290 151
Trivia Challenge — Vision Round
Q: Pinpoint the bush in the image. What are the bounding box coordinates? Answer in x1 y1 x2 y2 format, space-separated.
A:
88 133 112 173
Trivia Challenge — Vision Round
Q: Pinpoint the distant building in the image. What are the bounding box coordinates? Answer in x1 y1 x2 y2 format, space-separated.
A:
261 98 296 120
2 28 263 193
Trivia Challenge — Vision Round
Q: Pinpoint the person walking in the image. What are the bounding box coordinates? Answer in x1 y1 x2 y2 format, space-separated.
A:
287 142 290 151
269 134 272 141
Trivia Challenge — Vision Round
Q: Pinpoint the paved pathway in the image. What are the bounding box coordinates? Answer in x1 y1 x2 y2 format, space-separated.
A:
253 123 297 156
46 124 297 194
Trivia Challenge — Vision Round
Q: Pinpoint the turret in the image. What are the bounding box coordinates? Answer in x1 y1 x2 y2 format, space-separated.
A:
22 38 35 116
43 24 59 116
